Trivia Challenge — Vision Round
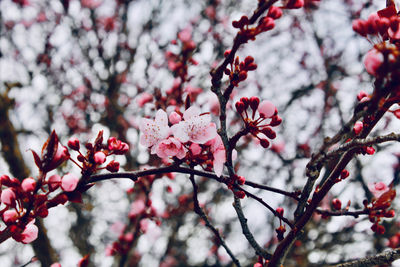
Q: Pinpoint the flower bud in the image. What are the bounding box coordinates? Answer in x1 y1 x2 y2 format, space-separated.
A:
3 210 18 223
21 177 36 193
169 112 182 124
106 160 120 173
276 207 284 216
67 137 80 151
258 100 276 118
249 96 260 111
332 198 342 210
61 173 79 192
1 188 16 206
353 121 363 135
94 151 106 164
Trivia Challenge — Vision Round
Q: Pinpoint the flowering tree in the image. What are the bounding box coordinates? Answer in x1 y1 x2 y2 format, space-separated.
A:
2 0 400 266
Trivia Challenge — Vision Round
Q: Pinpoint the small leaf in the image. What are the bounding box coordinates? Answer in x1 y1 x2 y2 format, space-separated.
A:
42 130 59 165
30 150 42 170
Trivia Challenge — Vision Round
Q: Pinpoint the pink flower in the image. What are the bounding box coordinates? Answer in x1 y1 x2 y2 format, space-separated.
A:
156 137 187 159
3 210 18 223
94 151 106 164
61 173 79 192
48 174 61 191
369 182 389 198
1 188 16 206
81 0 101 9
50 263 61 267
171 106 217 144
169 112 182 124
206 135 226 177
21 221 38 244
140 110 170 154
258 100 276 118
129 199 146 218
136 92 153 107
21 177 36 192
364 49 383 76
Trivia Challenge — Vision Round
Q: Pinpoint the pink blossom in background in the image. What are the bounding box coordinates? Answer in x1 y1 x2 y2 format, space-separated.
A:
136 92 153 107
369 182 389 198
50 263 61 267
171 106 217 144
364 49 383 76
61 173 79 192
258 100 276 118
140 110 170 154
81 0 101 8
129 199 146 217
156 137 187 159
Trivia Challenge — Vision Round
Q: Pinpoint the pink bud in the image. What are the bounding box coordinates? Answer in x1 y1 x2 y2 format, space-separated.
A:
276 207 284 216
3 210 18 223
357 90 369 101
21 222 38 244
258 100 276 118
1 188 16 206
48 174 61 191
67 137 80 151
189 143 202 155
254 264 263 267
353 121 363 135
267 6 282 19
364 49 383 76
94 151 106 164
21 177 36 192
366 146 375 155
50 263 62 267
61 173 79 192
285 0 304 9
169 112 182 124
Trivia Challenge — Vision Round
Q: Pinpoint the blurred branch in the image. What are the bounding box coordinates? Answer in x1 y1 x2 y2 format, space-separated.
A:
332 247 400 267
189 174 241 267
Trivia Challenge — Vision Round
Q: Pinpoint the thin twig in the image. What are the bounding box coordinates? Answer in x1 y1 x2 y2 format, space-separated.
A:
189 174 241 267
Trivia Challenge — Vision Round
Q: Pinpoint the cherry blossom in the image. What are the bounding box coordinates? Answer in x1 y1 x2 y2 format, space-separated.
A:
258 100 276 118
206 135 227 177
140 110 170 154
155 137 187 159
171 106 217 144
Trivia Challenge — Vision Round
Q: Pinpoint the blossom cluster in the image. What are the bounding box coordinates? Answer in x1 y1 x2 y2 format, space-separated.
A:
0 131 128 244
139 106 230 176
353 5 400 78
